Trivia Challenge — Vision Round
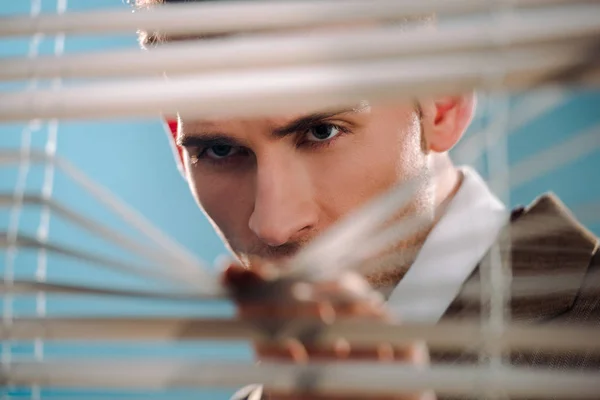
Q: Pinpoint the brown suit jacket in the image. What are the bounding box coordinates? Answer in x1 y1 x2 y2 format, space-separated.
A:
233 193 600 400
434 193 600 370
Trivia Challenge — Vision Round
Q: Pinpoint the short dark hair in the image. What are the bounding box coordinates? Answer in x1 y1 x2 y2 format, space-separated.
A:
136 0 191 6
135 0 208 48
135 0 435 49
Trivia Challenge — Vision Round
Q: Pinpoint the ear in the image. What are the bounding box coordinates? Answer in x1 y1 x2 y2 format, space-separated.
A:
162 117 186 176
421 93 476 153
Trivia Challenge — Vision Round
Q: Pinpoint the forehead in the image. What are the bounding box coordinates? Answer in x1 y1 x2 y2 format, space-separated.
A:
179 101 372 132
181 114 291 135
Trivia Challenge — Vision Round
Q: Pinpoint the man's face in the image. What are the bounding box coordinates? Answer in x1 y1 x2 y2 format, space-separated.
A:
178 101 436 271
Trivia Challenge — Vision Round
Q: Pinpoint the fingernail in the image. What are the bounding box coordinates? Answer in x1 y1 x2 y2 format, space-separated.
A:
291 282 314 302
377 342 395 362
333 338 351 359
284 338 309 364
318 302 336 325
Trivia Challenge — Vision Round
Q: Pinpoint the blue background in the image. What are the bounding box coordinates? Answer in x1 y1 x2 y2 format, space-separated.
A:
1 0 599 399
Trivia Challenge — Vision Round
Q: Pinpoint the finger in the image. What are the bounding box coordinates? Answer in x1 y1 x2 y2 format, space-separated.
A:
246 255 281 279
259 337 351 361
332 299 388 320
377 342 395 362
221 261 283 292
317 300 336 324
310 342 394 361
257 338 310 363
252 301 337 361
258 341 397 362
237 298 334 322
223 263 292 306
258 296 384 322
307 272 384 306
394 341 430 366
221 263 263 291
301 341 429 363
342 341 430 363
285 338 309 364
266 391 423 400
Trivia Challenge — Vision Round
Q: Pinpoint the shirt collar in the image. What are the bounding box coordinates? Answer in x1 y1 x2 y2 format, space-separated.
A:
386 166 509 323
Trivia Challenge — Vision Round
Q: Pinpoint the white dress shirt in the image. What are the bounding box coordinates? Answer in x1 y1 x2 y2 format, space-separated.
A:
387 166 509 323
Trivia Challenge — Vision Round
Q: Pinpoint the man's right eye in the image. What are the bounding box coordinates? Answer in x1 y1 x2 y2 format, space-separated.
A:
205 144 240 159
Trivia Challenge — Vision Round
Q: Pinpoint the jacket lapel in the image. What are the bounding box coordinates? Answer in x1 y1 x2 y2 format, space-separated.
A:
431 194 598 364
443 193 597 322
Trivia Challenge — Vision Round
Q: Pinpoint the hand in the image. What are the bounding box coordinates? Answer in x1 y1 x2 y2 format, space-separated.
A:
222 263 434 400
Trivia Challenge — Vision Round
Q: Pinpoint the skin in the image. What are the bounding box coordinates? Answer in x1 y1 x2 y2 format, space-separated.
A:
174 97 474 285
180 104 425 266
150 3 477 397
141 0 475 272
168 95 474 400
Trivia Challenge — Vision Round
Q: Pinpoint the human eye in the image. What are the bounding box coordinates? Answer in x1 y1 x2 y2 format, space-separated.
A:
305 123 341 142
190 143 248 166
204 144 240 160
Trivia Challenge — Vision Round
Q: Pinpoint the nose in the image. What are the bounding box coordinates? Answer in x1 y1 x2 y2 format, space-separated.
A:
248 155 318 247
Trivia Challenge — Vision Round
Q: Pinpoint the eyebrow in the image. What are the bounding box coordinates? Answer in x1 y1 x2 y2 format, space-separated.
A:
177 133 242 148
272 106 364 137
177 103 370 147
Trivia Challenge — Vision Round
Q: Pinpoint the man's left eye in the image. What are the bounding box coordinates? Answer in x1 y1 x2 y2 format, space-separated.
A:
306 124 340 142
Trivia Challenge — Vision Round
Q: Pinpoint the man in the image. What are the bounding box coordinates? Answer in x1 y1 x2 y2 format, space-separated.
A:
136 1 600 399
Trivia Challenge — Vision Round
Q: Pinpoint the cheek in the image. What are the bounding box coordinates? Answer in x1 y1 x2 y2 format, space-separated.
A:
307 108 427 221
187 167 254 243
